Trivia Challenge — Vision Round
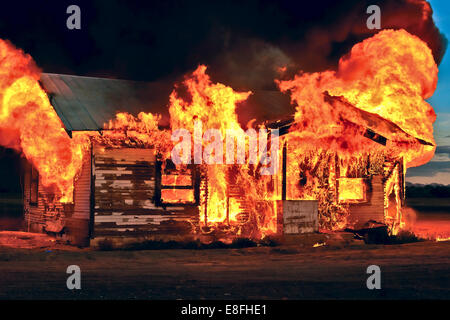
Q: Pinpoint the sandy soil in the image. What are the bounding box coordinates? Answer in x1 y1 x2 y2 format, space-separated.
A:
0 235 448 300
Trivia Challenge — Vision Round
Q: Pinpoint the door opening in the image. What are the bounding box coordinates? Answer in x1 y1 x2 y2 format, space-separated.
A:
0 147 24 231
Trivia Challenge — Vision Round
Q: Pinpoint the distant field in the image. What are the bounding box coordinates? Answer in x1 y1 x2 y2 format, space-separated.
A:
406 197 450 213
404 198 450 240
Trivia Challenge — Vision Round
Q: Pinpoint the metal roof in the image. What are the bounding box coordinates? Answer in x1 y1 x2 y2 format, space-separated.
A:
40 73 294 135
39 73 173 134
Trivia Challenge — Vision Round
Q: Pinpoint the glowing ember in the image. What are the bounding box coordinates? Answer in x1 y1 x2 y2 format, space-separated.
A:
161 189 195 203
162 174 192 186
96 111 171 154
313 242 326 247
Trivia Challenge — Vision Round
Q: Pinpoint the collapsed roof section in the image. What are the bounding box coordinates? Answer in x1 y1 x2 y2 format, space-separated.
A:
267 92 434 148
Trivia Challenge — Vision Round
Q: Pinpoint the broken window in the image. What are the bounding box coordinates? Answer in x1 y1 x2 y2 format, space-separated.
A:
338 178 366 203
158 160 197 204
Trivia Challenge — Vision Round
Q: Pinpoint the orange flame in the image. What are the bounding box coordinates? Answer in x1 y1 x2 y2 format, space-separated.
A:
277 29 438 232
169 65 251 134
0 40 88 202
278 29 437 167
169 66 253 227
94 111 172 158
0 29 439 238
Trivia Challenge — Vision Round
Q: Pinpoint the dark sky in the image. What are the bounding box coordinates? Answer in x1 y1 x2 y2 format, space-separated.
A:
0 0 446 91
0 147 21 193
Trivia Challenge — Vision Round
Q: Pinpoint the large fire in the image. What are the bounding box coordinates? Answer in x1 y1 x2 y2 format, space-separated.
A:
169 65 251 228
0 40 89 202
277 29 437 232
278 29 437 168
0 29 438 238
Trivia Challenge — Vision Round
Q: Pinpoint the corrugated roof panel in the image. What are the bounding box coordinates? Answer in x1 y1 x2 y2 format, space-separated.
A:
39 73 173 132
42 73 343 138
40 73 300 134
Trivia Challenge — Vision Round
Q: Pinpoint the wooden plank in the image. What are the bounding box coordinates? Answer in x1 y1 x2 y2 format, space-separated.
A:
94 146 155 162
73 150 91 220
92 145 199 238
348 175 385 228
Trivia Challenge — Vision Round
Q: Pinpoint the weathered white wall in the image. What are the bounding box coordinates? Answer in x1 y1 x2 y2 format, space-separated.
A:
280 200 318 234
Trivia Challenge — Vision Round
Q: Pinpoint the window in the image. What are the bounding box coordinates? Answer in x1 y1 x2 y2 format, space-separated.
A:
161 173 195 203
30 166 39 205
157 161 197 205
338 178 366 203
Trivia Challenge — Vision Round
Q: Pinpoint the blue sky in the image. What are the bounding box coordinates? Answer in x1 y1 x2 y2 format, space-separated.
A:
406 0 450 184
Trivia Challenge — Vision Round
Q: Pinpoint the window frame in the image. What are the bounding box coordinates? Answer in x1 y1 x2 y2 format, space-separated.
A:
155 161 199 206
337 177 368 204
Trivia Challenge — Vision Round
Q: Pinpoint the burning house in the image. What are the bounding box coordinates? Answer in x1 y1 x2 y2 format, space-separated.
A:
0 29 438 246
20 73 195 246
21 72 288 246
20 77 433 246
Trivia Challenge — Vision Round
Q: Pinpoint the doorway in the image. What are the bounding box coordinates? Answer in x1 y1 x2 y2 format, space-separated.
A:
0 147 24 231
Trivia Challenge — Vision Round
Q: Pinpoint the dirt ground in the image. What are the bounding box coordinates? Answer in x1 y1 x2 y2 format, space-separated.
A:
0 234 448 300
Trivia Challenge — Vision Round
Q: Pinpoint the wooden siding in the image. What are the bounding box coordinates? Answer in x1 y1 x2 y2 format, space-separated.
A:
278 200 319 234
23 161 65 233
23 149 92 245
22 162 34 230
73 152 92 220
347 175 385 228
93 145 199 237
65 149 92 246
